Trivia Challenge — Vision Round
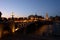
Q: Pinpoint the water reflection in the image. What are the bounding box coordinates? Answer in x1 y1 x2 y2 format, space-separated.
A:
35 25 53 36
35 21 60 36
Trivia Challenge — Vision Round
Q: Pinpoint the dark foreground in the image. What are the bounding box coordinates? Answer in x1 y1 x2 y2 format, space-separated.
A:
1 33 60 40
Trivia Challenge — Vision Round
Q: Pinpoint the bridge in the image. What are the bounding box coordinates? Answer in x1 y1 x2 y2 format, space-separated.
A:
0 20 53 38
14 20 53 34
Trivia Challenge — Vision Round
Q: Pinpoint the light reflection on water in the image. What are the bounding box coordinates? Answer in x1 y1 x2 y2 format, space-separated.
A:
35 25 53 36
35 22 60 36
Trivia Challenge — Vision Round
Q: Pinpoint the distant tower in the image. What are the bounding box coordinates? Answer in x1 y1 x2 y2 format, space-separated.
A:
11 12 14 20
45 12 48 20
0 12 2 20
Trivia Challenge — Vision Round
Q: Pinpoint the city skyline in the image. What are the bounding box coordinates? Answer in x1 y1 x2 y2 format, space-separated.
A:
0 0 60 18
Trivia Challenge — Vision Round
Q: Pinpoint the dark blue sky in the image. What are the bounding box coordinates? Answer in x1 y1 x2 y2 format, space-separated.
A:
0 0 60 17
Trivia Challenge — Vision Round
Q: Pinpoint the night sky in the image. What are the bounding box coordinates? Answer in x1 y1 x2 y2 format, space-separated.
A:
0 0 60 18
